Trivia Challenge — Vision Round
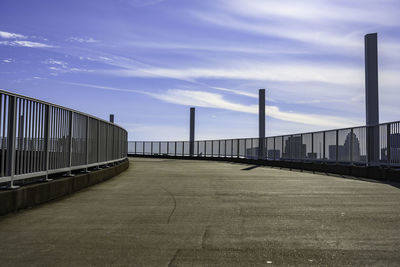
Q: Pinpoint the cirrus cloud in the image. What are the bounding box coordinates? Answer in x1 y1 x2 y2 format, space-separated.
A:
0 30 27 39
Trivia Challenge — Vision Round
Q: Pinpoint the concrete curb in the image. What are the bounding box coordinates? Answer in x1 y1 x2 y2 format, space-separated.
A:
0 160 129 216
129 155 400 183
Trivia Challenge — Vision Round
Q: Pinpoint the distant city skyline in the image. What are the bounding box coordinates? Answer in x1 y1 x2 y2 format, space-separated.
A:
1 0 399 141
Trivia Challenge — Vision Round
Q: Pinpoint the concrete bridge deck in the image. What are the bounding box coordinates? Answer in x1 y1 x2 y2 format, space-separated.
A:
1 158 400 266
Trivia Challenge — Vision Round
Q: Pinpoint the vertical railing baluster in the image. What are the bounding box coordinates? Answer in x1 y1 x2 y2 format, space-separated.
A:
49 106 54 170
97 120 100 167
16 103 21 175
27 101 31 173
264 138 267 160
242 139 245 158
67 111 74 176
34 102 38 172
44 105 51 181
63 110 66 168
7 96 18 188
21 102 25 173
387 123 391 165
251 138 254 159
350 128 354 164
300 134 303 161
237 139 240 158
335 130 339 163
85 116 89 172
0 94 3 178
311 133 314 161
21 99 28 173
38 104 42 172
323 131 326 161
224 140 226 158
230 139 233 158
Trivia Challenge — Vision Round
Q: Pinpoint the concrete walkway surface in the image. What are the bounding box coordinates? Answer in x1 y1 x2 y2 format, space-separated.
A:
0 158 400 266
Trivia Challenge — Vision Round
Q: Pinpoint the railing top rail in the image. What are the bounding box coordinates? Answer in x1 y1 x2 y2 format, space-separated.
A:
0 89 126 131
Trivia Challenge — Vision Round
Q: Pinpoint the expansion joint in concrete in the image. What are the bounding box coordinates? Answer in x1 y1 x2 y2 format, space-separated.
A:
161 186 177 224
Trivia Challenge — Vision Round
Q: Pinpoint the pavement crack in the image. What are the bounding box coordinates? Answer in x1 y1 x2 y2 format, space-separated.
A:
167 249 179 267
201 225 210 249
161 186 177 224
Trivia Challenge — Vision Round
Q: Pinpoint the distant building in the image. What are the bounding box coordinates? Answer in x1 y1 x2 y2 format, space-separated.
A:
283 136 306 159
328 132 361 162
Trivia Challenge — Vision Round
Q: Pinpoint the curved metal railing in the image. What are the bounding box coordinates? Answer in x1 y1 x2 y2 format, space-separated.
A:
128 121 400 167
0 90 128 187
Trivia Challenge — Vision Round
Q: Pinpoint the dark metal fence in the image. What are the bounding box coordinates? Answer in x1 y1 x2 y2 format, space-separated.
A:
128 121 400 167
0 90 128 187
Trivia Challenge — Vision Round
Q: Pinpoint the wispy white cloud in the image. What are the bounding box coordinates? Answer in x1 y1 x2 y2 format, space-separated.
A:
106 62 365 86
0 30 52 48
2 59 13 63
0 30 27 39
0 40 53 48
43 59 93 75
151 89 359 128
59 81 150 95
48 67 92 75
124 40 311 55
67 37 99 43
43 59 68 68
98 56 112 61
189 0 400 57
192 11 363 52
102 56 400 96
222 0 400 26
211 86 258 98
124 0 166 8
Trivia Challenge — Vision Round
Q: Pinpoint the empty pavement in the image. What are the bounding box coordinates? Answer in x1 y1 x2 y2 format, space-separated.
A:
1 158 400 266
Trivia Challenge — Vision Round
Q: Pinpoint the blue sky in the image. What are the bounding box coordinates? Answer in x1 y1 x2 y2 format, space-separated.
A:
0 0 399 141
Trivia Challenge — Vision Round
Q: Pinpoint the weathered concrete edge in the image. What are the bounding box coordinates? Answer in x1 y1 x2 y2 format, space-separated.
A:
129 154 400 183
0 159 129 216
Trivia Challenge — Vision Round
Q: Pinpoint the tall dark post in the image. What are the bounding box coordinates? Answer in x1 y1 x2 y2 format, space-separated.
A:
259 89 266 159
189 107 195 156
365 33 379 165
109 114 114 123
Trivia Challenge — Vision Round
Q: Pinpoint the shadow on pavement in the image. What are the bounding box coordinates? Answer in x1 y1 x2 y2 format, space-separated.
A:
230 161 400 190
241 166 260 171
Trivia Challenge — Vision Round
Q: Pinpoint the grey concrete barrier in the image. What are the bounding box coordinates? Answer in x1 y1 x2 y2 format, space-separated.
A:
0 160 129 216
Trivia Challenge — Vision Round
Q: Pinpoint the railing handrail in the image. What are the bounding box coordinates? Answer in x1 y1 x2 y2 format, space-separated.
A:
0 89 124 129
